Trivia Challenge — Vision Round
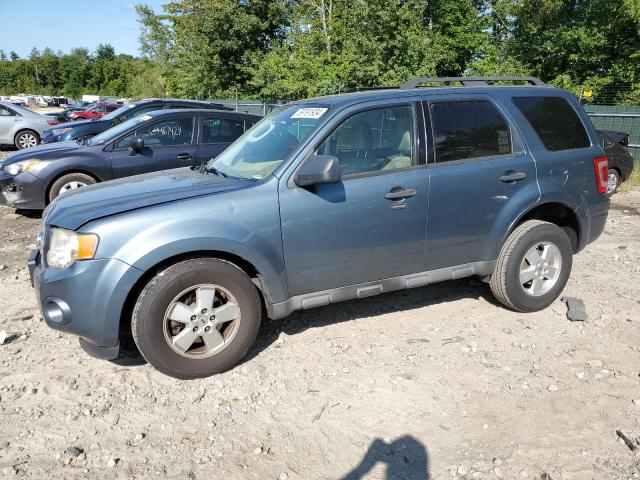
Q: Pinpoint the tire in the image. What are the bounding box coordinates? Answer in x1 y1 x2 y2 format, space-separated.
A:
48 172 96 203
14 130 40 149
605 169 621 197
490 220 573 312
131 258 261 379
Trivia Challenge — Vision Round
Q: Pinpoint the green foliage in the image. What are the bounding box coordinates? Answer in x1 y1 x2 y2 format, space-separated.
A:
0 44 163 99
0 1 638 103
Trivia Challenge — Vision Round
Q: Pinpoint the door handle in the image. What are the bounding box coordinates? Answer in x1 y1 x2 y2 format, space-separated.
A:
384 187 417 200
176 153 195 160
499 171 527 182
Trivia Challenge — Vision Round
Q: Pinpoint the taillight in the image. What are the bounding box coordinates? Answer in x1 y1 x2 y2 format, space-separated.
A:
47 119 59 125
593 156 608 193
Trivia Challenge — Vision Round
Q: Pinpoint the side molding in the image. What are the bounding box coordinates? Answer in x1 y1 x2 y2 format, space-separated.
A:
267 260 495 319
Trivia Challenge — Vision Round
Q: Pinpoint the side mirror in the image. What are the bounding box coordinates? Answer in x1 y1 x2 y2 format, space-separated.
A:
128 137 144 155
294 155 341 187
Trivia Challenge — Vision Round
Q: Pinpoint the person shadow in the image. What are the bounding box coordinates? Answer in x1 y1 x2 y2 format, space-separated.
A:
340 436 429 480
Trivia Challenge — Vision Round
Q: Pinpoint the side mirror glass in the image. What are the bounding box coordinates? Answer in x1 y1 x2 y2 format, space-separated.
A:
294 155 341 187
128 137 144 155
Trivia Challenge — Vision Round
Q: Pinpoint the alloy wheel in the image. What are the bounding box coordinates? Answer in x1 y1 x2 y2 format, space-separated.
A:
519 241 562 296
162 284 241 359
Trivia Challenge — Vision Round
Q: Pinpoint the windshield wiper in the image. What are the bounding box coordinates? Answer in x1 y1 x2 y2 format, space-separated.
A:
201 164 227 177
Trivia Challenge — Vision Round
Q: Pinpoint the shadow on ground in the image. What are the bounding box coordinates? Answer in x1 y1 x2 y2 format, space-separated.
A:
341 436 429 480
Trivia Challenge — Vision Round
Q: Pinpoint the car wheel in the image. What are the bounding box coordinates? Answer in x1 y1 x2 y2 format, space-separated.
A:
48 173 96 203
606 169 621 196
14 130 40 149
131 258 261 379
490 220 572 312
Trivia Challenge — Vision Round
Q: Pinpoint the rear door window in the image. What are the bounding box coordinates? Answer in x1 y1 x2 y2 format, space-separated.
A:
430 100 512 163
512 96 590 151
201 117 245 143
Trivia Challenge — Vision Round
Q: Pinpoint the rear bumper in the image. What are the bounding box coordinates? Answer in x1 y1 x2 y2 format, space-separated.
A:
585 194 609 247
31 250 144 360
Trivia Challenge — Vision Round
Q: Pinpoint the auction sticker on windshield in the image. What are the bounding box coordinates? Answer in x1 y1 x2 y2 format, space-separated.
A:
291 107 327 119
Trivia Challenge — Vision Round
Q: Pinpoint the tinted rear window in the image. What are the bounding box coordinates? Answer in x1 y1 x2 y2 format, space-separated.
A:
512 96 590 151
430 100 512 163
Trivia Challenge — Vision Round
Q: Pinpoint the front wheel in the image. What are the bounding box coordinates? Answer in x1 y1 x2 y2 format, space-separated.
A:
48 172 96 203
131 258 261 379
490 220 573 312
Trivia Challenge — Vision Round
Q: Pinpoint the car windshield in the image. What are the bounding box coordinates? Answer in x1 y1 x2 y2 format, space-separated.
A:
85 115 151 146
206 105 329 180
102 103 136 121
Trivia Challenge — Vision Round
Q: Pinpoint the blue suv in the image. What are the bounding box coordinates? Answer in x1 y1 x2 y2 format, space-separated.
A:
29 77 610 379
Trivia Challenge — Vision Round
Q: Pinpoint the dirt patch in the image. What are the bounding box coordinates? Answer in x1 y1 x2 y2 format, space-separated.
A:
0 189 639 479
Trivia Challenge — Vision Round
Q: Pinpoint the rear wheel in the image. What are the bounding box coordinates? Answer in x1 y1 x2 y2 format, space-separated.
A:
490 220 572 312
15 130 40 149
131 258 261 379
48 172 96 203
606 169 621 196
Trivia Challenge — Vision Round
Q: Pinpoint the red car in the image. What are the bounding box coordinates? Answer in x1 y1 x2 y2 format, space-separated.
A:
68 103 120 121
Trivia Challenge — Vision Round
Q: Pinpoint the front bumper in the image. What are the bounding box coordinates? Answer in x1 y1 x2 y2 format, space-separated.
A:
1 171 47 210
30 249 144 360
0 171 13 205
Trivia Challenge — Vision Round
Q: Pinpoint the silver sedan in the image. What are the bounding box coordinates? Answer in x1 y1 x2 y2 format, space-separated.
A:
0 101 58 149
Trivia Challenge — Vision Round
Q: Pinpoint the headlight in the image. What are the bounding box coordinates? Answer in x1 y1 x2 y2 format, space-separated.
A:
46 228 99 269
4 160 41 176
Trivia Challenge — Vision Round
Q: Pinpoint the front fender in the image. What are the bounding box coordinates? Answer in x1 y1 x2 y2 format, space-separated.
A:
83 180 288 303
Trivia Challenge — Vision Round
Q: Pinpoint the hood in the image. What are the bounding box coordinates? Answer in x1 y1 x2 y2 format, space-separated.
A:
44 167 254 230
1 141 81 166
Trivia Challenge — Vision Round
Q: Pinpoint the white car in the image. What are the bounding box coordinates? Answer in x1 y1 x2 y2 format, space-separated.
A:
0 101 58 149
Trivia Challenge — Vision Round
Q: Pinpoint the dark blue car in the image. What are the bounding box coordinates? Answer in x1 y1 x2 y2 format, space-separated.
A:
0 108 260 209
29 77 609 379
42 98 233 144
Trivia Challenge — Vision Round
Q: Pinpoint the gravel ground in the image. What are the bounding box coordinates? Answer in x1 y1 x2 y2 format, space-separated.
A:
0 145 639 479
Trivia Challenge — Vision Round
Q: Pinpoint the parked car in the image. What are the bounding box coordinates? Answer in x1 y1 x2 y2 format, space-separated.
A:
597 130 635 196
0 101 58 149
42 99 234 144
67 103 120 121
0 109 260 209
27 77 609 379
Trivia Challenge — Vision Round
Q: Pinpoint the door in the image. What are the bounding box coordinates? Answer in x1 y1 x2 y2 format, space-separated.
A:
279 103 430 296
109 115 198 178
424 96 539 270
0 105 17 144
197 115 248 165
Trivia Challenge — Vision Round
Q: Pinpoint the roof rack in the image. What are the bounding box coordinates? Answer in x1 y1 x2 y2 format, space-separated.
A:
399 76 545 90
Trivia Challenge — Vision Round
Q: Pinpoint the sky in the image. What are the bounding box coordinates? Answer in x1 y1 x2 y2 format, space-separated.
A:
0 0 166 58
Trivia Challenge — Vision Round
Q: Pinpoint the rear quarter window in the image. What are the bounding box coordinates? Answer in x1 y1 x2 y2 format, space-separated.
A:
512 96 590 151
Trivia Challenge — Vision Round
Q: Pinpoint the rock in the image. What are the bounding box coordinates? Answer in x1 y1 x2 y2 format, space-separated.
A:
493 458 503 467
254 447 263 455
547 384 559 392
66 446 84 457
0 330 7 345
561 297 588 321
134 433 145 441
278 473 289 480
0 441 9 450
107 457 118 468
457 464 468 476
1 466 16 476
576 372 585 380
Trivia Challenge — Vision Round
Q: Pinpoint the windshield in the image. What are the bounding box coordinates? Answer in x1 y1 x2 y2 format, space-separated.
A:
102 103 136 121
206 105 328 180
86 114 151 146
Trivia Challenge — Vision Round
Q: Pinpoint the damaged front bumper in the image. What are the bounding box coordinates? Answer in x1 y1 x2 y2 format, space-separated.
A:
0 171 47 210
